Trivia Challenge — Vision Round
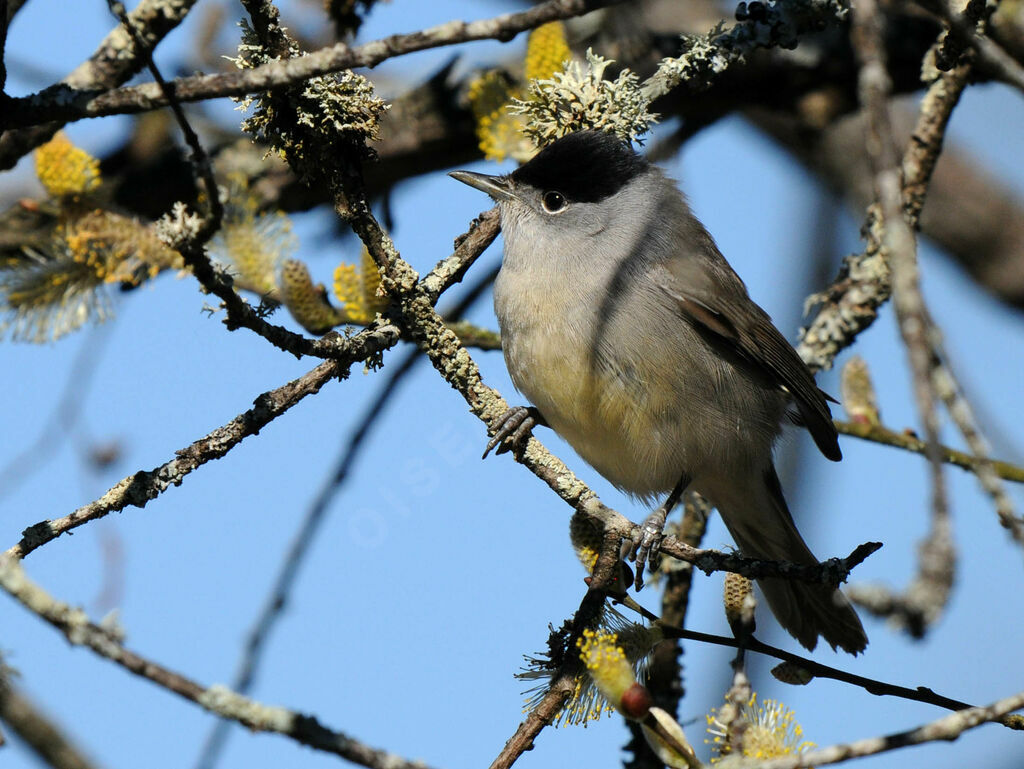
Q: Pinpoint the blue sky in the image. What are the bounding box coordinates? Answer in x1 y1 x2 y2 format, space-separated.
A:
2 2 1023 769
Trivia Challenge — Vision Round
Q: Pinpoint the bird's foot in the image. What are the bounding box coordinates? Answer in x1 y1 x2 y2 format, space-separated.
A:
482 406 546 459
621 506 668 591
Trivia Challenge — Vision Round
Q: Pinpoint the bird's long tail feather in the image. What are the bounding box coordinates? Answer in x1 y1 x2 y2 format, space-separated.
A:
703 466 867 654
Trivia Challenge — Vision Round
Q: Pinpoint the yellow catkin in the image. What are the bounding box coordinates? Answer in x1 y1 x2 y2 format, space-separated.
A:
279 259 344 334
706 693 815 763
577 628 635 708
35 132 101 198
524 21 571 81
467 70 521 163
723 572 754 629
359 246 387 315
466 21 570 162
569 512 602 572
211 176 297 297
61 209 180 284
332 247 386 324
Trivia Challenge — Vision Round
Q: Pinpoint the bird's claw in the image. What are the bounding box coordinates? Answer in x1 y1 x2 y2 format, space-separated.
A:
621 508 668 591
483 406 544 459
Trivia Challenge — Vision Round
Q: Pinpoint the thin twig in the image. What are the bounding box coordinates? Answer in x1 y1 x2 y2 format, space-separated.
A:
624 493 711 765
798 49 973 373
835 419 1024 484
488 530 624 769
193 259 502 769
928 362 1024 541
421 207 501 303
0 556 440 769
0 678 105 769
915 0 1024 93
750 689 1024 768
106 0 222 238
5 327 399 560
852 0 955 637
650 625 1024 731
0 0 200 169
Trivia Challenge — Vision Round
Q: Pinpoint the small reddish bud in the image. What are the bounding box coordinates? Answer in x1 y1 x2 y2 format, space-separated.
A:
619 683 653 720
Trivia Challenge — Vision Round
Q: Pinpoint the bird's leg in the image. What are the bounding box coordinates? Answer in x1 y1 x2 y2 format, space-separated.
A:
624 473 690 590
482 406 548 459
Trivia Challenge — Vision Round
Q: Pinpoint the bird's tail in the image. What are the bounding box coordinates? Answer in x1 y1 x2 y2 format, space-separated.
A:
703 466 867 654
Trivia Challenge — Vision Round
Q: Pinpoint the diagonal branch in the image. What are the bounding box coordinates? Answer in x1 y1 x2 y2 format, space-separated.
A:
750 689 1024 768
0 556 440 769
489 529 625 769
5 325 399 560
0 0 200 169
653 624 1023 731
797 51 972 373
0 676 106 769
835 419 1024 483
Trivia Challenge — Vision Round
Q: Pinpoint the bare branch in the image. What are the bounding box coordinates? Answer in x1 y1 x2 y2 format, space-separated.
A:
917 0 1024 93
489 529 624 769
0 556 440 769
750 689 1024 768
852 0 955 638
651 624 1024 731
797 51 971 372
835 419 1024 484
5 329 399 560
0 678 106 769
106 0 223 239
0 0 200 169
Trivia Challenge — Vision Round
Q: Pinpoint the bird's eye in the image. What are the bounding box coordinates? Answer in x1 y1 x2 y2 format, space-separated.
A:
541 191 567 213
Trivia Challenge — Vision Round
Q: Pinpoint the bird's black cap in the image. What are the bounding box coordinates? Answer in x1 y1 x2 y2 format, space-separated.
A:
511 130 648 204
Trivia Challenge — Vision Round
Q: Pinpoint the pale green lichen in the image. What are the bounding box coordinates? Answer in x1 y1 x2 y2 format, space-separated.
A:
229 20 387 180
645 0 850 100
198 684 295 732
510 49 656 146
156 202 205 250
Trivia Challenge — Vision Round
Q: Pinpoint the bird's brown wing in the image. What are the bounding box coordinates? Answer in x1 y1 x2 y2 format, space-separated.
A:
660 254 841 462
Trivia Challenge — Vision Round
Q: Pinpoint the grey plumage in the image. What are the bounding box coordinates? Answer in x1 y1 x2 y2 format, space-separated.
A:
451 130 867 654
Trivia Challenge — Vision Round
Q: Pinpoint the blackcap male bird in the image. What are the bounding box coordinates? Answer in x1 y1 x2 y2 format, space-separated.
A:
450 130 867 654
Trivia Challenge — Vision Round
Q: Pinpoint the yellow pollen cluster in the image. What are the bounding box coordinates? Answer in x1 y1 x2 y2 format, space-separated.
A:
60 210 177 285
279 259 344 334
577 627 635 712
569 513 602 572
578 628 626 671
332 246 387 324
35 132 101 198
467 71 523 163
468 20 571 162
524 21 572 81
706 693 814 762
210 175 297 298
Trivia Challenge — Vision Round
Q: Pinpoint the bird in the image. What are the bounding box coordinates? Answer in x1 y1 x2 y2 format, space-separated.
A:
449 129 867 654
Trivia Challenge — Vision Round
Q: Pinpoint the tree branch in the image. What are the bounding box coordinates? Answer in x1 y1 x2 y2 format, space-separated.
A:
0 0 200 169
0 556 441 769
488 529 624 769
0 677 106 769
836 419 1024 483
797 40 972 372
5 329 399 560
751 689 1024 768
653 624 1023 731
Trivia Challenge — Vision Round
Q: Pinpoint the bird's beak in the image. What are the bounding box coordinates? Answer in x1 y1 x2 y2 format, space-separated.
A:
448 170 516 202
